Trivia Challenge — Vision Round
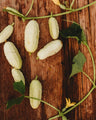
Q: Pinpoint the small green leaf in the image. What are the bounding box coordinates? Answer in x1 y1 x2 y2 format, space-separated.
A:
60 22 87 44
62 116 67 120
70 51 86 78
6 96 24 109
13 81 25 95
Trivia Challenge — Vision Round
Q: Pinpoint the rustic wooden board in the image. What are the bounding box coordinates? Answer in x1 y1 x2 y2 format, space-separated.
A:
0 0 96 120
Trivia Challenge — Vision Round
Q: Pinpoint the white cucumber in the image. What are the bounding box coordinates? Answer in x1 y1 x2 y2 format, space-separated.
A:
25 20 39 53
29 77 42 109
11 68 25 85
0 24 14 43
37 40 63 60
4 42 22 69
48 17 59 39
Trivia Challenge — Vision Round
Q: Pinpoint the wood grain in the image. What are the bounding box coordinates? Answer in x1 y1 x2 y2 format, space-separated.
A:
0 0 96 120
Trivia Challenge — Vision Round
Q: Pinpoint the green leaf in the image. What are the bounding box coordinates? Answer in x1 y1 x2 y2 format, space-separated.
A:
60 22 87 44
70 51 86 78
13 81 25 95
6 96 24 109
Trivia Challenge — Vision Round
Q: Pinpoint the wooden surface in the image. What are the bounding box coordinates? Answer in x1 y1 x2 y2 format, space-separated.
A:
0 0 96 120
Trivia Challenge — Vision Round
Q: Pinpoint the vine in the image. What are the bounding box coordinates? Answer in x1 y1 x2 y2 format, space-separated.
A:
3 1 96 20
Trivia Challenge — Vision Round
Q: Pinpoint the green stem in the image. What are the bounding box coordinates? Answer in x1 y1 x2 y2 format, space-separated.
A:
11 22 15 26
63 87 95 115
29 52 32 56
25 0 34 16
48 115 60 120
85 44 95 83
70 0 75 9
35 75 38 80
24 1 96 20
63 19 75 23
82 71 95 86
24 96 60 113
36 56 39 60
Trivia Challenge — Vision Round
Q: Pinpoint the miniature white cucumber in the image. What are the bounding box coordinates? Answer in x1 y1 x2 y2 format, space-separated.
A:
0 24 14 43
37 40 63 60
29 76 42 109
11 68 25 85
4 42 22 69
48 17 59 39
6 7 20 15
25 20 39 53
6 7 24 17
